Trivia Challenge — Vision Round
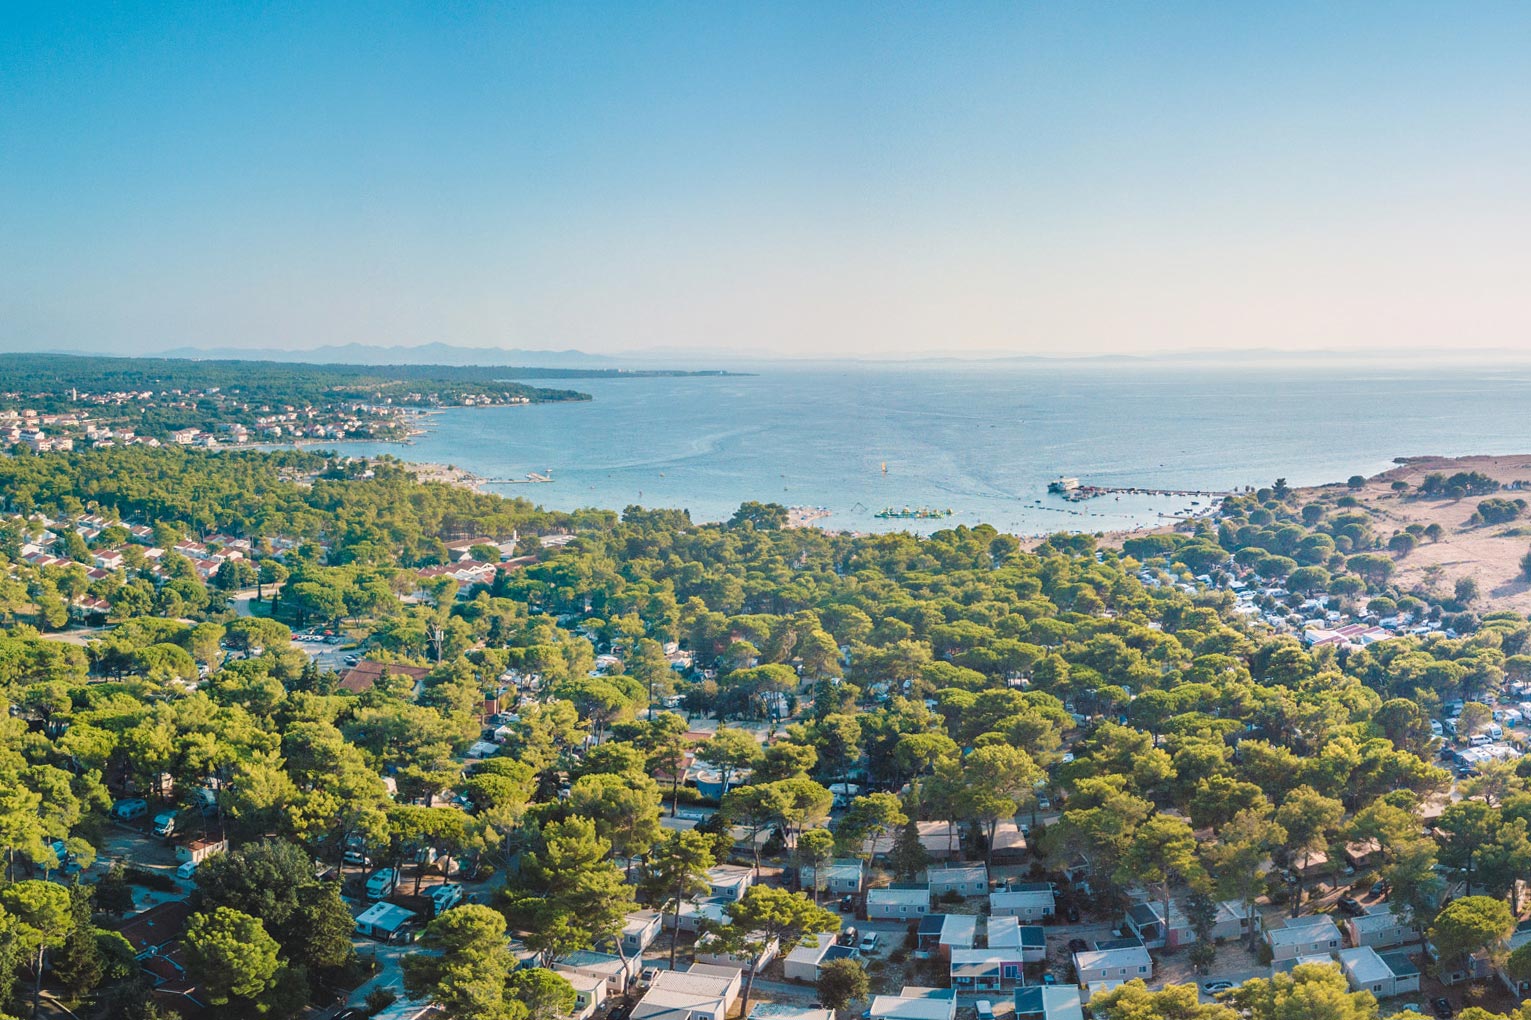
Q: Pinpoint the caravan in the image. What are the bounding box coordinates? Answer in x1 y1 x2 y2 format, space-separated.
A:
365 868 398 901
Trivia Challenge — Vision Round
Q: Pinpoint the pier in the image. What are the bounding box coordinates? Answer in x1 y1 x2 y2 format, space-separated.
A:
1049 477 1231 503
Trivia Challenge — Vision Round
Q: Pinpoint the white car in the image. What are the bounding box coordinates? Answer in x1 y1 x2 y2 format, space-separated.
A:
858 932 880 954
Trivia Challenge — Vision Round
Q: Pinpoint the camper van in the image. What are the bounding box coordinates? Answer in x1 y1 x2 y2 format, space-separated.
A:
365 868 397 901
152 811 179 838
112 799 148 822
1489 724 1504 740
1443 718 1459 738
1430 720 1444 737
422 883 464 915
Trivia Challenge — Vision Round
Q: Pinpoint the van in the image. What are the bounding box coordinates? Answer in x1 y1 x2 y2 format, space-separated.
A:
423 882 464 915
112 798 148 822
1489 724 1504 740
192 788 218 816
152 811 178 838
1430 720 1444 737
176 860 198 880
1470 733 1491 747
1444 719 1459 738
365 868 397 901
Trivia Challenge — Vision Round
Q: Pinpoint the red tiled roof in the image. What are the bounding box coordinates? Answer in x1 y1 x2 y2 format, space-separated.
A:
339 659 432 694
115 900 193 955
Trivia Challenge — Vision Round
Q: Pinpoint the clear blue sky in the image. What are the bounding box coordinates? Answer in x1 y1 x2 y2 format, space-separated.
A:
3 2 1528 358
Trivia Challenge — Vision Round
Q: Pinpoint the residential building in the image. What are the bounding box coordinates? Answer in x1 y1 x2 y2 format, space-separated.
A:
801 859 866 897
986 918 1046 965
1497 920 1531 998
1346 906 1417 950
635 964 743 1020
866 821 962 862
928 863 989 899
1266 915 1343 963
783 932 860 983
558 950 640 996
937 913 978 956
949 950 1009 992
1338 946 1420 998
989 883 1055 920
705 865 755 902
1072 944 1153 987
553 968 608 1020
1122 898 1258 949
695 932 779 973
1013 987 1085 1020
620 911 665 957
867 885 932 920
866 987 958 1020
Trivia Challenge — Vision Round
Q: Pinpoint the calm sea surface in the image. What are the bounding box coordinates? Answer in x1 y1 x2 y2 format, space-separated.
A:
335 364 1531 535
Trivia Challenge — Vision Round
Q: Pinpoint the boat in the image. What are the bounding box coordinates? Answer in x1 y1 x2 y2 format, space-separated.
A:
874 506 954 520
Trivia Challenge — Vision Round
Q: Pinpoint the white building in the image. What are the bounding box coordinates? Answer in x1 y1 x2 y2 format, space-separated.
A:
706 865 755 902
782 932 859 983
1012 987 1084 1020
553 967 609 1020
927 863 989 899
989 884 1055 920
1266 915 1343 963
867 886 932 919
1346 906 1417 950
1072 944 1152 987
1338 946 1421 999
635 965 744 1020
866 987 958 1020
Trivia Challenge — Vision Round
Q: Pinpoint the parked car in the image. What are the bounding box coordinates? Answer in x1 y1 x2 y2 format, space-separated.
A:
1064 904 1081 922
1202 981 1233 994
1067 938 1089 954
1432 997 1454 1018
1338 896 1364 916
1370 880 1388 897
859 932 880 954
838 894 855 913
976 1002 994 1020
839 926 858 947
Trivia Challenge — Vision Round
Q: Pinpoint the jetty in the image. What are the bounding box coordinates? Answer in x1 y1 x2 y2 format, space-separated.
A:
1049 477 1231 503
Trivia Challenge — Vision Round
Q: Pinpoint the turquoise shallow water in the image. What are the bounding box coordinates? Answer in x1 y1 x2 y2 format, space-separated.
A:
335 363 1531 535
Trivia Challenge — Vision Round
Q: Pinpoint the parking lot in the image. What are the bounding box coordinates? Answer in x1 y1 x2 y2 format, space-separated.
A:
293 634 356 672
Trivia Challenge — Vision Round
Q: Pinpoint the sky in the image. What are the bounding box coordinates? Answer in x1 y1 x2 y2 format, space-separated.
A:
2 2 1529 360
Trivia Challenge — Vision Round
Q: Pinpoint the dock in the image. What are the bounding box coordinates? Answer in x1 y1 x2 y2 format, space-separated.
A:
1051 480 1231 503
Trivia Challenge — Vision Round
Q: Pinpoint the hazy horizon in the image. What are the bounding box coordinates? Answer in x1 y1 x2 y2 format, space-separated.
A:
4 3 1529 359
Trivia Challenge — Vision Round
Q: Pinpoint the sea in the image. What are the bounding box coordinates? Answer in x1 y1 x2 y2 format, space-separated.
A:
333 363 1531 536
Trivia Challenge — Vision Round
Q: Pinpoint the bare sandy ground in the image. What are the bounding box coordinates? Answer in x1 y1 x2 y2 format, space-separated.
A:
1337 454 1531 614
1088 454 1531 614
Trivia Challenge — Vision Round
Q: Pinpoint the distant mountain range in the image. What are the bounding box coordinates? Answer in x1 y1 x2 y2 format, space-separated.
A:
157 342 621 369
27 340 1531 371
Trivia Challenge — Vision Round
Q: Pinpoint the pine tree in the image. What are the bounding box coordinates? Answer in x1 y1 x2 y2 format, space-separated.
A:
53 885 103 1001
890 816 931 880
